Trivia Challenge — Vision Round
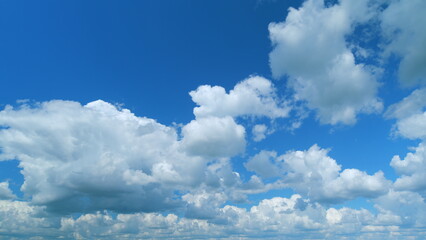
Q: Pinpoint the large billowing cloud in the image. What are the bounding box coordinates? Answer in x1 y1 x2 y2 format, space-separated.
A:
0 73 294 215
269 0 383 125
245 145 391 203
0 100 255 214
0 100 194 213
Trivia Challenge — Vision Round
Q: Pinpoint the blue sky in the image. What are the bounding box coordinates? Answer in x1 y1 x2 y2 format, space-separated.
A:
1 0 426 239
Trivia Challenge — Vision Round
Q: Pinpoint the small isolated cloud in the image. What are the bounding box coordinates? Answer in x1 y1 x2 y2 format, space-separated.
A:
190 76 290 119
251 124 270 142
269 0 382 125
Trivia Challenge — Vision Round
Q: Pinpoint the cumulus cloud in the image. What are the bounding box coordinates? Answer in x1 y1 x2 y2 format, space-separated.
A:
269 0 382 125
181 116 246 158
0 181 15 200
2 0 426 238
251 124 270 142
386 88 426 139
391 142 426 193
57 195 326 239
0 100 249 214
0 200 56 238
282 145 390 203
381 0 426 86
189 76 290 119
244 150 280 178
0 193 417 239
245 145 390 203
182 190 227 219
374 190 426 227
55 194 412 239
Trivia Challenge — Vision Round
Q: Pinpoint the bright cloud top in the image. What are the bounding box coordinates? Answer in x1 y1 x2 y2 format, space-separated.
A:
190 76 290 119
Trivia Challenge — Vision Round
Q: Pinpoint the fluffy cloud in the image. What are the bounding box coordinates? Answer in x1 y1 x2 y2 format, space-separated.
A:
381 0 426 86
386 88 426 139
245 145 390 203
182 190 227 219
269 0 382 125
0 100 247 214
0 194 418 239
391 142 426 193
56 195 327 239
0 182 15 200
56 194 411 239
282 145 390 203
374 190 426 227
385 90 426 194
244 150 280 178
251 124 270 142
0 200 56 238
181 116 245 158
189 76 290 119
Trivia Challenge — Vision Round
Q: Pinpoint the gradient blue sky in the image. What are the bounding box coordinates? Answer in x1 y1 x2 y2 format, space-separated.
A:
1 0 426 239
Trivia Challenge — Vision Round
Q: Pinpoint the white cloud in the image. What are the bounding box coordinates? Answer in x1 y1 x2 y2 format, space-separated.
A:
385 88 426 120
244 150 280 178
0 200 56 238
182 190 227 219
386 88 426 140
252 124 269 142
0 194 418 239
269 0 382 125
391 142 426 192
0 182 15 200
394 113 426 140
374 190 426 227
246 145 390 203
56 193 415 239
381 0 426 86
281 145 390 203
0 100 247 214
189 76 290 119
181 116 246 158
59 194 325 239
